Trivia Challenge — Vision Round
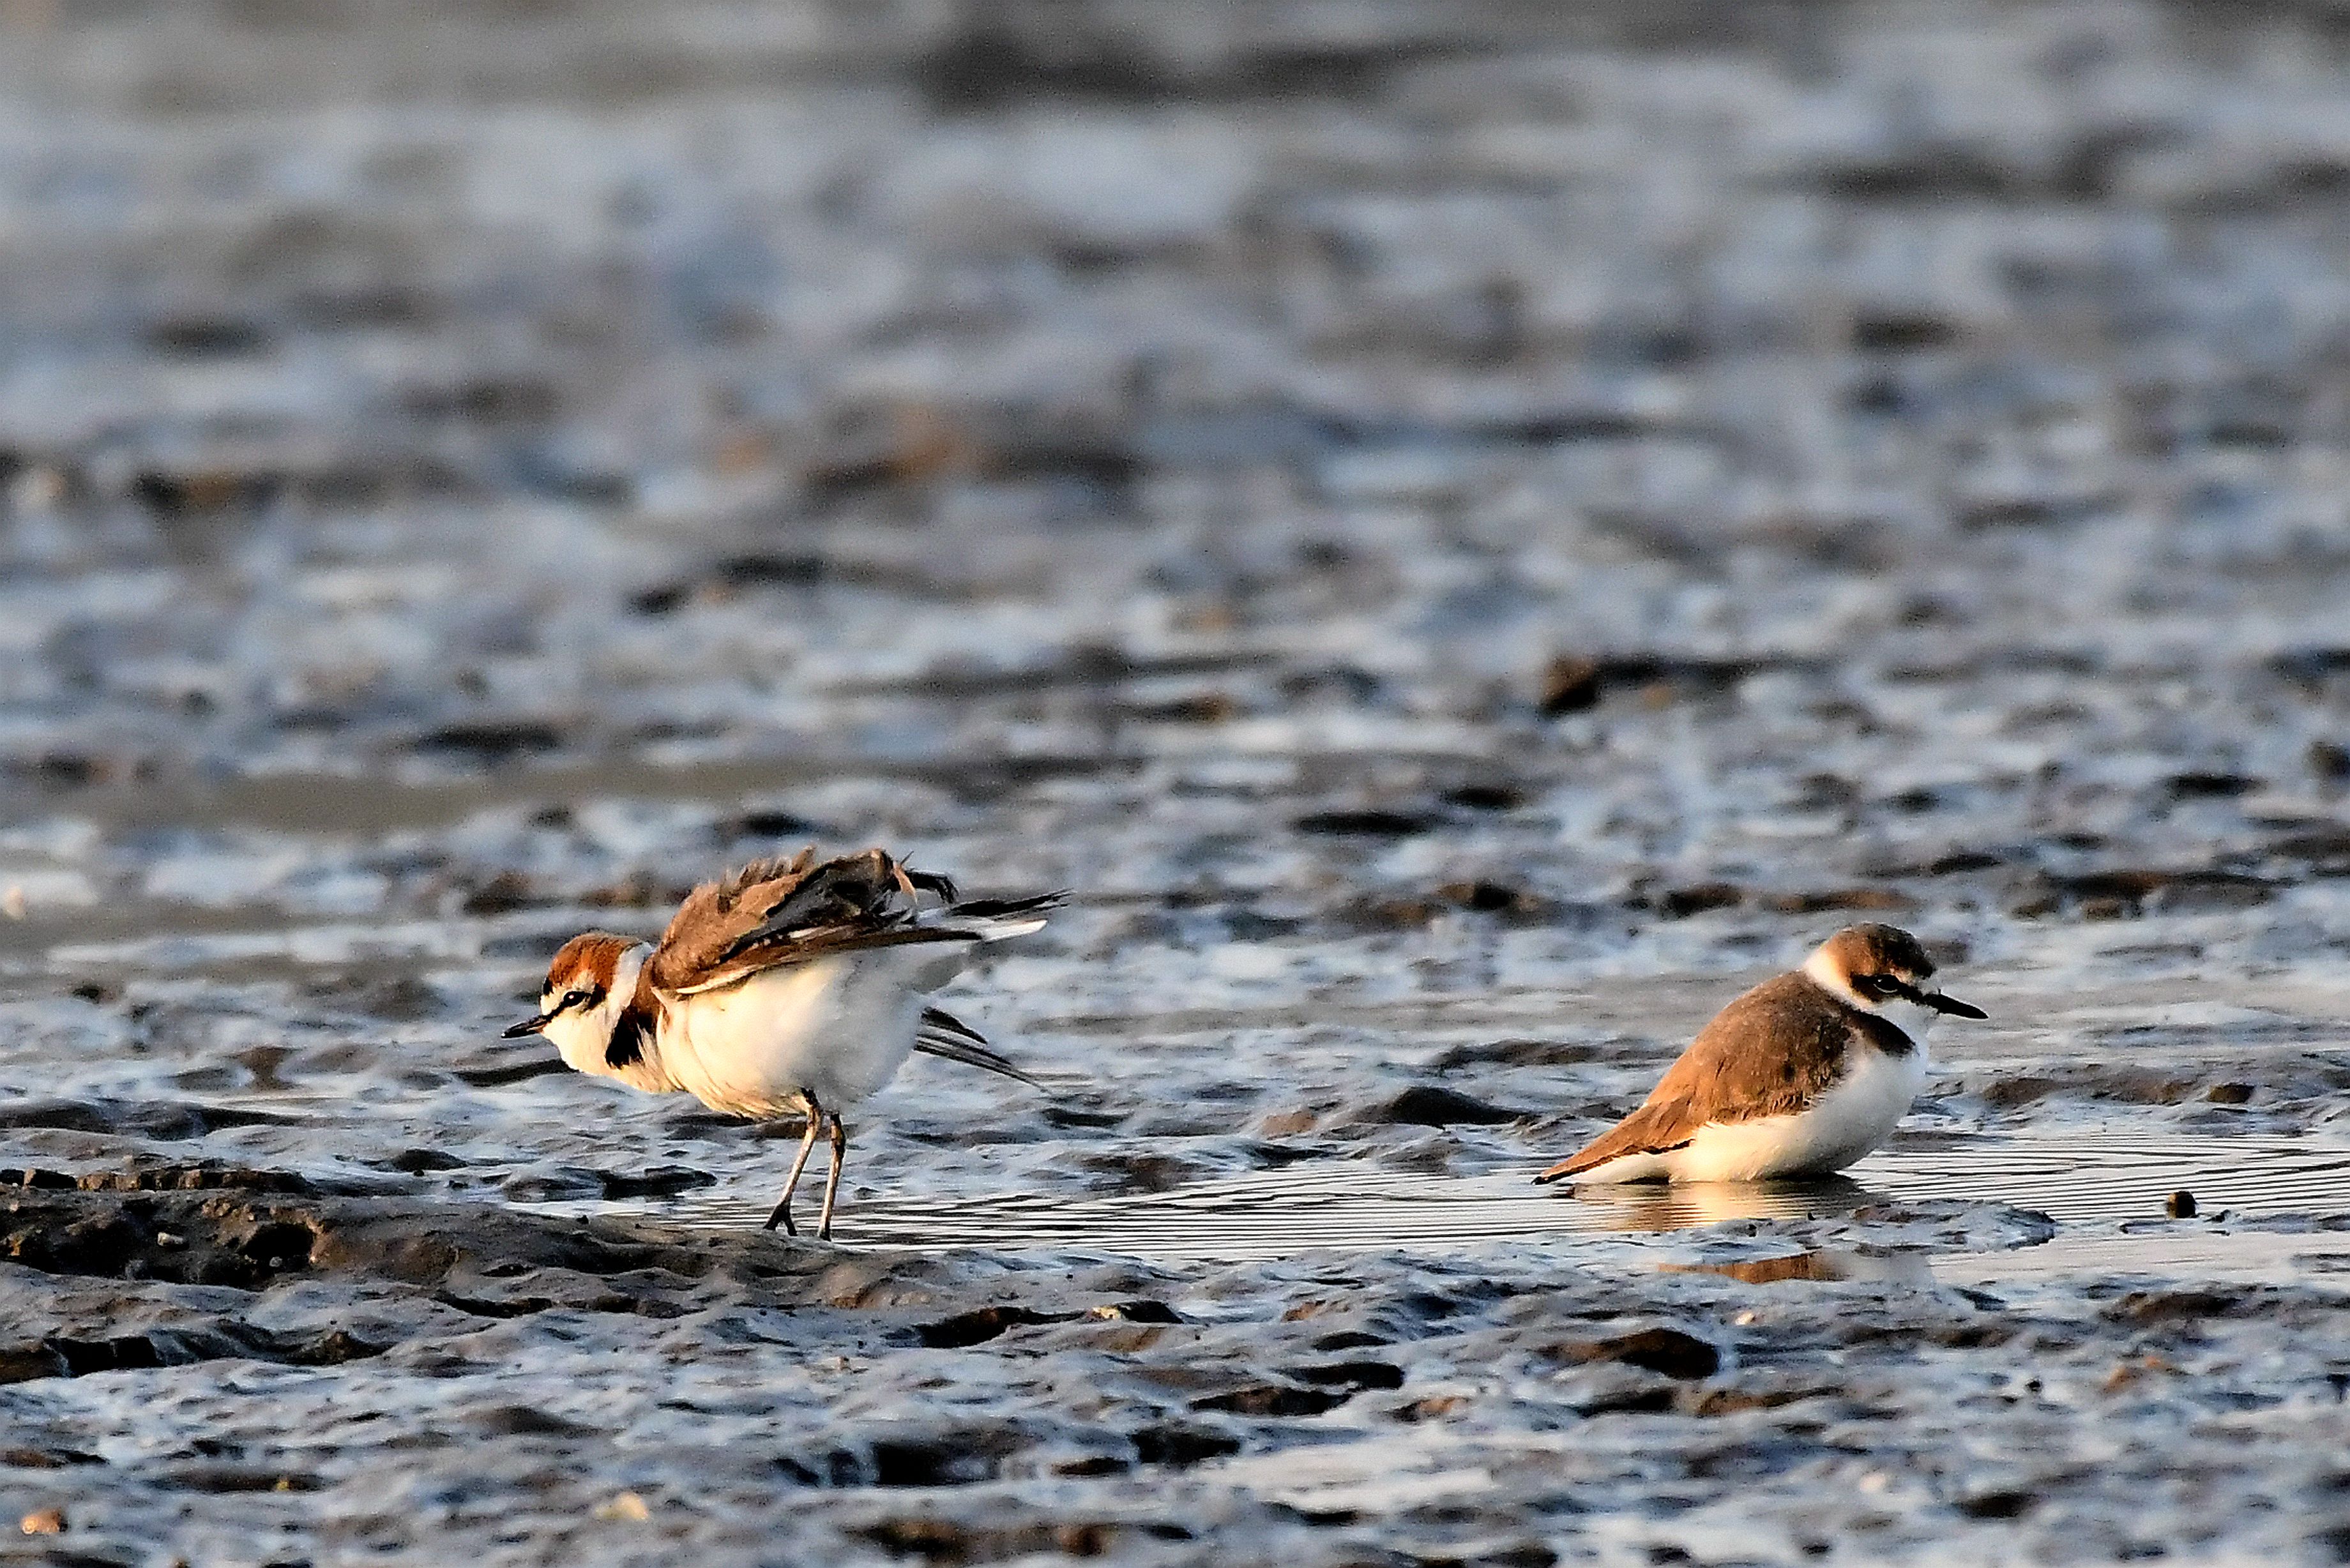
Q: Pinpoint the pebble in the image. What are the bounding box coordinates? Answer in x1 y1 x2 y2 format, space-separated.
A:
593 1492 651 1523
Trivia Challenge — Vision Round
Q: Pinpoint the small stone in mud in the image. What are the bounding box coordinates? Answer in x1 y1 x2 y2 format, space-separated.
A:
1192 1381 1356 1417
19 1507 64 1534
1659 882 1743 917
1128 1425 1238 1467
1761 887 1914 914
1539 655 1603 714
1289 1361 1404 1391
1441 782 1526 810
2166 1189 2198 1218
2206 1083 2253 1104
1292 808 1435 838
1435 879 1545 916
2166 771 2259 799
414 720 565 762
1955 1488 2038 1520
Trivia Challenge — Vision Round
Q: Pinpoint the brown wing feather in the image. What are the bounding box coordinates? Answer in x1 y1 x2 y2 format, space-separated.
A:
709 847 816 915
647 847 817 989
1536 974 1862 1182
648 847 951 996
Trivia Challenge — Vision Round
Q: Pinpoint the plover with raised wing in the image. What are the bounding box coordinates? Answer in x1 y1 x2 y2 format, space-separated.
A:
1536 924 1985 1185
504 847 1060 1239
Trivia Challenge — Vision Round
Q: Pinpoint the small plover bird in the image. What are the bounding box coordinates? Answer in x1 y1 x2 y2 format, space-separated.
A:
504 847 1060 1239
1535 923 1985 1185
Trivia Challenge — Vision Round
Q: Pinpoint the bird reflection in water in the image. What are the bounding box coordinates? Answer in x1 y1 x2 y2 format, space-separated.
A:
1563 1174 1881 1232
1559 1177 1939 1285
1660 1249 1937 1286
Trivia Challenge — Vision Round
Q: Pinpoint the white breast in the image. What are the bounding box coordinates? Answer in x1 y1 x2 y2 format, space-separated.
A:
658 945 967 1119
1575 1040 1929 1184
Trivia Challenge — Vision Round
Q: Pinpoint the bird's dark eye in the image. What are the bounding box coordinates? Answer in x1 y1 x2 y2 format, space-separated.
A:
563 990 590 1008
1858 975 1899 998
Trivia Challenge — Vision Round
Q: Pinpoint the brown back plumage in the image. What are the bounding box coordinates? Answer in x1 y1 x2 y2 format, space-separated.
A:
1538 970 1914 1181
646 847 970 997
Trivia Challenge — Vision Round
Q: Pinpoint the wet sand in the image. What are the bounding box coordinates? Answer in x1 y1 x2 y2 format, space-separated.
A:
4 0 2350 1562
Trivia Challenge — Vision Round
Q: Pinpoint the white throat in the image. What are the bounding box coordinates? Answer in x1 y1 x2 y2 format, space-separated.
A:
1876 997 1941 1053
542 942 651 1081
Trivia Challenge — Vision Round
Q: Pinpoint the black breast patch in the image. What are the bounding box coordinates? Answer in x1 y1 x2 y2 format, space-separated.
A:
1853 1009 1918 1057
606 1010 652 1070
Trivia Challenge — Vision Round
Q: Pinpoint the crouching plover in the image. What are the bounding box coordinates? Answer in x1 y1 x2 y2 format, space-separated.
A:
504 847 1060 1239
1536 924 1985 1185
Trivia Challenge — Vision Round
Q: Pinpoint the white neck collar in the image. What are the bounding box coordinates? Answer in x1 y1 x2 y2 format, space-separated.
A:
1803 947 1872 1010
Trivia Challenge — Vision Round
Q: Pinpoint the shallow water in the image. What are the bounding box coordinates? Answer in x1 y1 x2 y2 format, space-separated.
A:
5 0 2350 1562
651 1129 2350 1256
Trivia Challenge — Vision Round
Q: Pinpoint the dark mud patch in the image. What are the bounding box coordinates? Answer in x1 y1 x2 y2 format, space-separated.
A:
0 1323 384 1385
1543 1326 1722 1380
0 1179 866 1296
912 1297 1180 1349
0 1099 304 1138
1356 1085 1528 1127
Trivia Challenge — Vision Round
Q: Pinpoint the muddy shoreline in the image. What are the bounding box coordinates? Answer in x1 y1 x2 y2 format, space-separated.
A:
6 0 2350 1560
1 1168 2346 1564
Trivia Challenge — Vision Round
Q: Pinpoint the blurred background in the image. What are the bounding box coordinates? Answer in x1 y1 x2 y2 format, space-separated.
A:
8 4 2350 1560
2 0 2349 1195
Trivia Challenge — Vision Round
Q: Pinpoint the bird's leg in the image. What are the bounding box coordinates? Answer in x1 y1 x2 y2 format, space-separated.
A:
817 1112 848 1242
764 1094 826 1235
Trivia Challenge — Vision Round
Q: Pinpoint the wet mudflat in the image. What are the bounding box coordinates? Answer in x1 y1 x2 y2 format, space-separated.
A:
4 0 2350 1562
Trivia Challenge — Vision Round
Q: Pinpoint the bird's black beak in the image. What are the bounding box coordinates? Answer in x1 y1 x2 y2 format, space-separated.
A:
502 1012 553 1038
1922 991 1987 1020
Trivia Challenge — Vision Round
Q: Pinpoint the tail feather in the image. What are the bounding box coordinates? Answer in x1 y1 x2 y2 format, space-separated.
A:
1533 1103 1694 1184
918 1004 989 1046
913 1006 1045 1089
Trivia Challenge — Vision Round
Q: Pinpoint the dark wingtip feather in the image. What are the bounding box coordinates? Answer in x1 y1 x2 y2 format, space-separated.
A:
907 867 960 903
948 889 1069 919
